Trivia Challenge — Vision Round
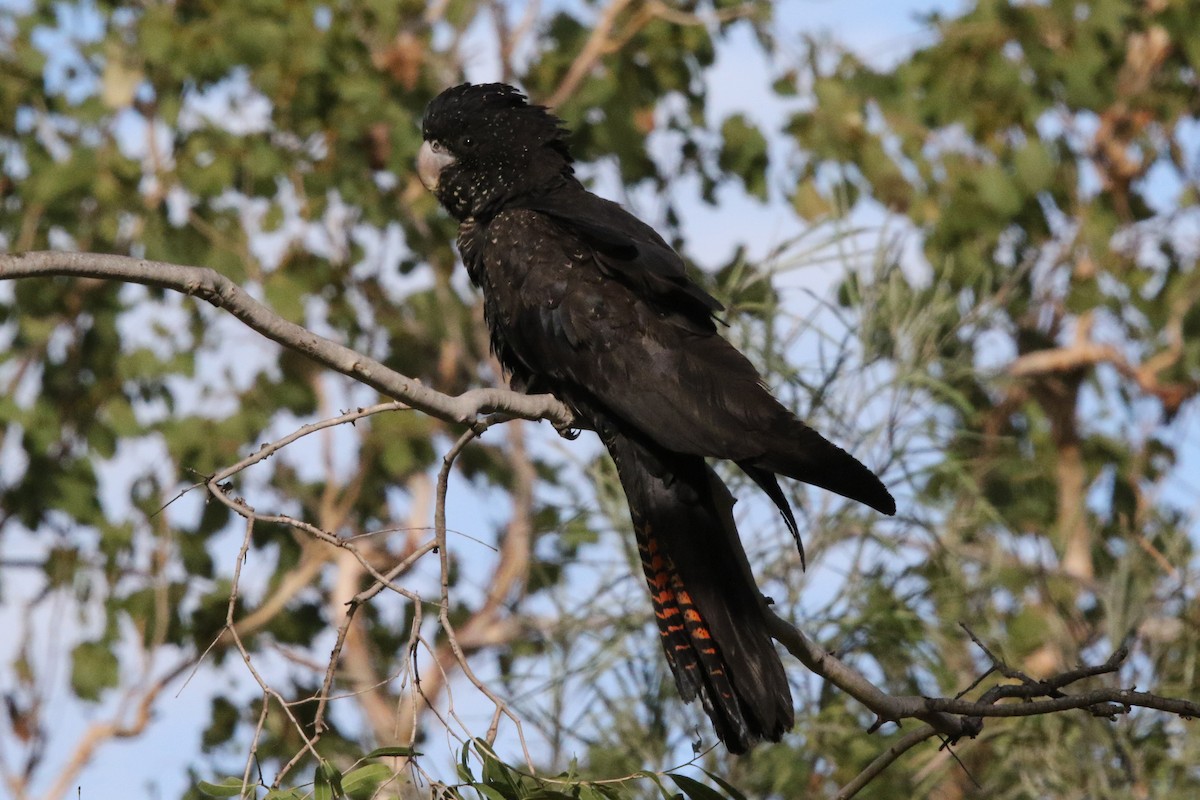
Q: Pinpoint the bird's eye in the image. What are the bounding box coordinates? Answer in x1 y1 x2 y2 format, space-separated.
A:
462 136 474 148
430 140 443 153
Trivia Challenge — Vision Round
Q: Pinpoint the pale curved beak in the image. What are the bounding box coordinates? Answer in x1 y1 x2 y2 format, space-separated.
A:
417 140 456 192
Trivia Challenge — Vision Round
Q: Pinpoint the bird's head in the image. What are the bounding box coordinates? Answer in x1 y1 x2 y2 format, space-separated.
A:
418 83 575 221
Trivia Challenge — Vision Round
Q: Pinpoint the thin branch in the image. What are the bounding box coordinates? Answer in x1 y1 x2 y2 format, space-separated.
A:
36 661 193 800
1009 337 1198 413
434 422 535 767
222 516 325 787
769 611 1200 795
204 480 425 624
242 698 272 795
545 0 636 108
313 537 439 733
453 421 534 650
196 396 533 772
836 725 939 800
923 688 1200 719
766 610 979 741
0 251 574 429
644 0 759 27
211 401 410 484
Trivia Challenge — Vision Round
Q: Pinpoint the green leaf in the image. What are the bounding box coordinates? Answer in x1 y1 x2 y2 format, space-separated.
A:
364 746 422 759
70 640 120 702
975 164 1021 217
473 739 522 798
264 270 307 322
718 114 770 200
1008 606 1052 658
342 763 392 797
315 760 342 800
197 777 250 798
472 785 510 800
635 771 679 800
667 773 727 800
701 770 748 800
458 744 476 783
200 696 241 749
1013 139 1053 194
792 178 833 220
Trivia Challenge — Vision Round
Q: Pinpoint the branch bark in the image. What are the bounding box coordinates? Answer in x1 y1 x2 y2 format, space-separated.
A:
544 0 636 108
0 251 574 429
766 611 979 742
769 612 1200 798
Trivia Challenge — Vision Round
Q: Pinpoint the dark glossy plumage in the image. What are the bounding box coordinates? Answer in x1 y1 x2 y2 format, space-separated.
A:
420 82 895 753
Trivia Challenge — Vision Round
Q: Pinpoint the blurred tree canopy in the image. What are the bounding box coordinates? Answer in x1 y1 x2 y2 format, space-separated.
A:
1 1 1198 799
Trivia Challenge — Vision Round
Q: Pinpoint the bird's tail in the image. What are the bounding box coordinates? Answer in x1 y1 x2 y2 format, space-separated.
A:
604 428 793 753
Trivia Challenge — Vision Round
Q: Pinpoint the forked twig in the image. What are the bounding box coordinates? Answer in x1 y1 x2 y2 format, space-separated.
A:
808 621 1199 798
433 422 536 768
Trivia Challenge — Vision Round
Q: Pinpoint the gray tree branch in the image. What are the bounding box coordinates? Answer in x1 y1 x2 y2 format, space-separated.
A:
0 251 574 429
768 610 1200 798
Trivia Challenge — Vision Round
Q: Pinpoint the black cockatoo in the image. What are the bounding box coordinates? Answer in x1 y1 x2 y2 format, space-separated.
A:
417 82 894 753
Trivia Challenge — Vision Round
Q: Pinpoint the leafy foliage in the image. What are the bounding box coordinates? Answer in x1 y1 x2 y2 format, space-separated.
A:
784 0 1200 795
1 1 1198 799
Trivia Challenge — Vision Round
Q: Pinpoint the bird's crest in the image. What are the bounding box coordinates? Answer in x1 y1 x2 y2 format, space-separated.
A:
420 82 577 220
422 83 572 163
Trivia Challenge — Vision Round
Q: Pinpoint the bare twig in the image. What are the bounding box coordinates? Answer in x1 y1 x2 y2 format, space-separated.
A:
542 0 758 109
452 421 535 650
770 612 1199 796
37 660 195 800
190 389 534 776
222 516 327 787
836 725 939 800
243 697 272 794
433 422 536 767
211 402 410 484
766 610 978 741
313 536 439 732
545 0 636 108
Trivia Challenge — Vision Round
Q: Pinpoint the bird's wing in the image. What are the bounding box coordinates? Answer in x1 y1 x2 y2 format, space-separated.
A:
480 207 894 515
514 192 724 329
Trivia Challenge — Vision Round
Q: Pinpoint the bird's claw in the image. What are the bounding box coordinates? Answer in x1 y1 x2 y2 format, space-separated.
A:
554 420 581 440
